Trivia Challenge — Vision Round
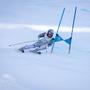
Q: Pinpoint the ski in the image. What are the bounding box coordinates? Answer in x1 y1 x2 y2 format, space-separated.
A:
18 48 41 54
30 51 41 55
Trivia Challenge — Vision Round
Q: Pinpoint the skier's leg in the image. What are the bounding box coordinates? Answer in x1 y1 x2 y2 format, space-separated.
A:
19 39 48 53
18 40 42 52
29 44 47 54
19 44 35 52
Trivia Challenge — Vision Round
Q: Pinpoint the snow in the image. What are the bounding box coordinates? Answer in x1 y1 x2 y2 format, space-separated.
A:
0 28 90 90
0 0 90 90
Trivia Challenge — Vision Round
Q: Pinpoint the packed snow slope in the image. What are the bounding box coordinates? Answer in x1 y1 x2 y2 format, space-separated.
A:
0 0 90 90
0 28 90 90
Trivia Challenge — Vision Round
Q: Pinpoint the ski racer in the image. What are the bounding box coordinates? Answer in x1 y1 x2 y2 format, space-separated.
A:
19 29 54 53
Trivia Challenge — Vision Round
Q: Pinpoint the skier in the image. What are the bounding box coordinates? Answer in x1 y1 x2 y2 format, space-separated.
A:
19 29 54 54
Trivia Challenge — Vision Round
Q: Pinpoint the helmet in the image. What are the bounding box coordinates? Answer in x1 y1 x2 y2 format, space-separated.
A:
47 29 54 38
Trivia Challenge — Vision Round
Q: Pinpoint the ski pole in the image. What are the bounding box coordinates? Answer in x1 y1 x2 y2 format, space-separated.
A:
51 8 65 53
9 40 37 47
68 6 77 54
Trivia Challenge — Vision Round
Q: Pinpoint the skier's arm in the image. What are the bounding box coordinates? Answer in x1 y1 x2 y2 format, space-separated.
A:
38 32 46 38
38 32 46 40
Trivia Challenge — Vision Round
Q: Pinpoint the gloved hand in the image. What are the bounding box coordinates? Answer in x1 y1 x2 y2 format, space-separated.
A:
56 34 59 36
52 38 54 40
